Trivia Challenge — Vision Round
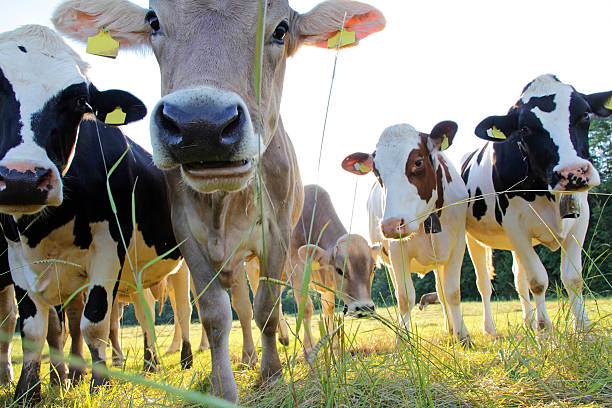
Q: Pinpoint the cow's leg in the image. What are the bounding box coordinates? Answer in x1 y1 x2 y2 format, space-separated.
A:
466 235 496 336
166 291 182 354
109 301 125 367
65 292 86 383
47 306 67 387
435 244 470 343
168 262 193 369
320 290 337 349
254 229 288 382
0 284 16 384
190 277 209 351
389 241 415 329
131 290 158 372
509 237 552 331
231 267 257 367
13 287 47 405
290 264 315 355
246 260 290 347
560 206 590 330
511 252 534 328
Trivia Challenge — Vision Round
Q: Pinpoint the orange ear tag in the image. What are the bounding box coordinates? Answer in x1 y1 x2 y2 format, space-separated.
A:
87 27 119 58
310 260 321 271
327 30 356 49
604 96 612 110
105 107 126 125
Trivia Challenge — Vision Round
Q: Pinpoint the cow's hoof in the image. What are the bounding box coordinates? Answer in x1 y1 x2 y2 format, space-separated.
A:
198 342 210 352
143 348 159 373
278 336 290 347
180 341 193 370
68 366 87 384
14 362 41 406
111 356 125 367
166 345 180 355
241 349 258 368
49 363 67 388
90 374 110 392
0 362 14 384
459 336 474 349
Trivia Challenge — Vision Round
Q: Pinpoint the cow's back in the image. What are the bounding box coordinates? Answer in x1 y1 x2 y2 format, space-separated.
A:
292 185 346 251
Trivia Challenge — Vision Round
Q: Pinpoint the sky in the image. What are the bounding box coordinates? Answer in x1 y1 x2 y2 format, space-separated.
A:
2 0 612 239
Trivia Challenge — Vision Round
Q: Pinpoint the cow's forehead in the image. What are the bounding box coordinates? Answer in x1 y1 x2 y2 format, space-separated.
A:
0 25 88 113
152 0 291 22
520 74 574 106
374 124 422 176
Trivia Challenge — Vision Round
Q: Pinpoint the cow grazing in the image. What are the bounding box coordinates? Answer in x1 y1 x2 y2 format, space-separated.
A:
461 74 612 335
418 292 439 311
342 122 471 343
53 0 385 401
0 25 194 404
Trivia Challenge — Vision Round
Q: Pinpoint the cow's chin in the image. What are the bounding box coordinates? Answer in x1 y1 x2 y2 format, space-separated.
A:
180 159 255 193
0 204 48 216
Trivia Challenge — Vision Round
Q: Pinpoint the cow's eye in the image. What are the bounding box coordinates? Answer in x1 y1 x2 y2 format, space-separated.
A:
336 267 343 275
582 112 591 123
415 159 423 168
272 21 289 44
520 126 530 134
145 10 161 33
76 96 89 112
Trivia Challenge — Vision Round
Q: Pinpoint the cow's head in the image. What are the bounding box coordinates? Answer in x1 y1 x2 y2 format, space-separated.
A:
0 25 145 216
342 122 458 239
475 74 612 192
298 234 379 317
53 0 385 193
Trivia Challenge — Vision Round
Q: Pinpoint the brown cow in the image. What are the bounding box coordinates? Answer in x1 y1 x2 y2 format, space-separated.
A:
54 0 384 401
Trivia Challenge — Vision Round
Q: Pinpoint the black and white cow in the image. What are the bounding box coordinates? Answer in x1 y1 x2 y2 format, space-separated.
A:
0 25 193 404
461 74 612 335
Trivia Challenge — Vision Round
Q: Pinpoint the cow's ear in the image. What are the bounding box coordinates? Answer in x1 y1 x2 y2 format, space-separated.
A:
428 121 458 152
53 0 151 49
290 1 385 55
88 84 147 125
583 91 612 118
298 245 331 271
341 152 374 175
475 114 517 142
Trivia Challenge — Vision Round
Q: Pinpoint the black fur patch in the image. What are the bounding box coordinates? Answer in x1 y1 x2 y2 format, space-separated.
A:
14 285 36 336
83 285 107 323
472 187 487 220
0 67 23 162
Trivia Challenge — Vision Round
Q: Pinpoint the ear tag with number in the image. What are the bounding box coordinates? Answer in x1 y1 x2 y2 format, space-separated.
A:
87 27 119 58
440 135 450 151
310 260 321 271
327 30 356 49
487 126 506 140
105 107 127 125
604 95 612 110
357 163 371 174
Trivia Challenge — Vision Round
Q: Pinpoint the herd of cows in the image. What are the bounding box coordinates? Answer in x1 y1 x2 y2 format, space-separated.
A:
0 0 609 405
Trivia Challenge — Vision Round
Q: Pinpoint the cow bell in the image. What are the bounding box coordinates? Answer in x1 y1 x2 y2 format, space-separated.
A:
560 194 580 219
424 212 442 234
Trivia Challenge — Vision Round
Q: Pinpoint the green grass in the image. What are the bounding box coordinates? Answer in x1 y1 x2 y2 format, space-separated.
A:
1 297 610 407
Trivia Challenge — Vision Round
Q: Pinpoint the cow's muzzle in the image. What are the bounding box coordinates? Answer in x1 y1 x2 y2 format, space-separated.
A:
150 87 260 193
344 301 375 318
553 163 600 192
0 163 61 214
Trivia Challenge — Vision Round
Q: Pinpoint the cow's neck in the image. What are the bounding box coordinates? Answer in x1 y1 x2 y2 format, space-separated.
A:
491 138 546 192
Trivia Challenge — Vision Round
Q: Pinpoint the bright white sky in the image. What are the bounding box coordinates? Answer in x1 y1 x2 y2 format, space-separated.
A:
3 1 612 239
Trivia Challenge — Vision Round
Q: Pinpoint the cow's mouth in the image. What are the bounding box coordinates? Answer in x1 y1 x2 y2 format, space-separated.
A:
182 159 253 178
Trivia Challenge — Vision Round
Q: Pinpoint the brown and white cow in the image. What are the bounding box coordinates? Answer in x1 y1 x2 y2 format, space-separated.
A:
342 122 471 343
53 0 384 401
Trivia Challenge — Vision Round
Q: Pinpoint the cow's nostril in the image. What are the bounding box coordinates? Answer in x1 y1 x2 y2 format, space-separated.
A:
36 169 53 191
158 103 182 144
220 105 242 146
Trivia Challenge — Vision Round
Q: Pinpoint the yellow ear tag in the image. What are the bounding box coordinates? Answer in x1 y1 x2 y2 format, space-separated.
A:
488 126 506 140
310 260 321 271
86 27 119 58
604 95 612 110
105 107 127 125
327 30 356 49
440 135 449 151
358 163 371 174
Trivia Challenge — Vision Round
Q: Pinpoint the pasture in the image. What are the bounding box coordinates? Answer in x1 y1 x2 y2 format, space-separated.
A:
0 297 610 407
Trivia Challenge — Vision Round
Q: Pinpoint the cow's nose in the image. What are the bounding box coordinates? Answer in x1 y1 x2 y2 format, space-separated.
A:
0 163 59 210
157 102 243 147
354 303 375 318
380 218 409 239
554 163 600 191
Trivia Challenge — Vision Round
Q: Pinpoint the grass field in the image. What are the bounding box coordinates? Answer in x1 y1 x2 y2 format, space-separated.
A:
1 297 610 407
